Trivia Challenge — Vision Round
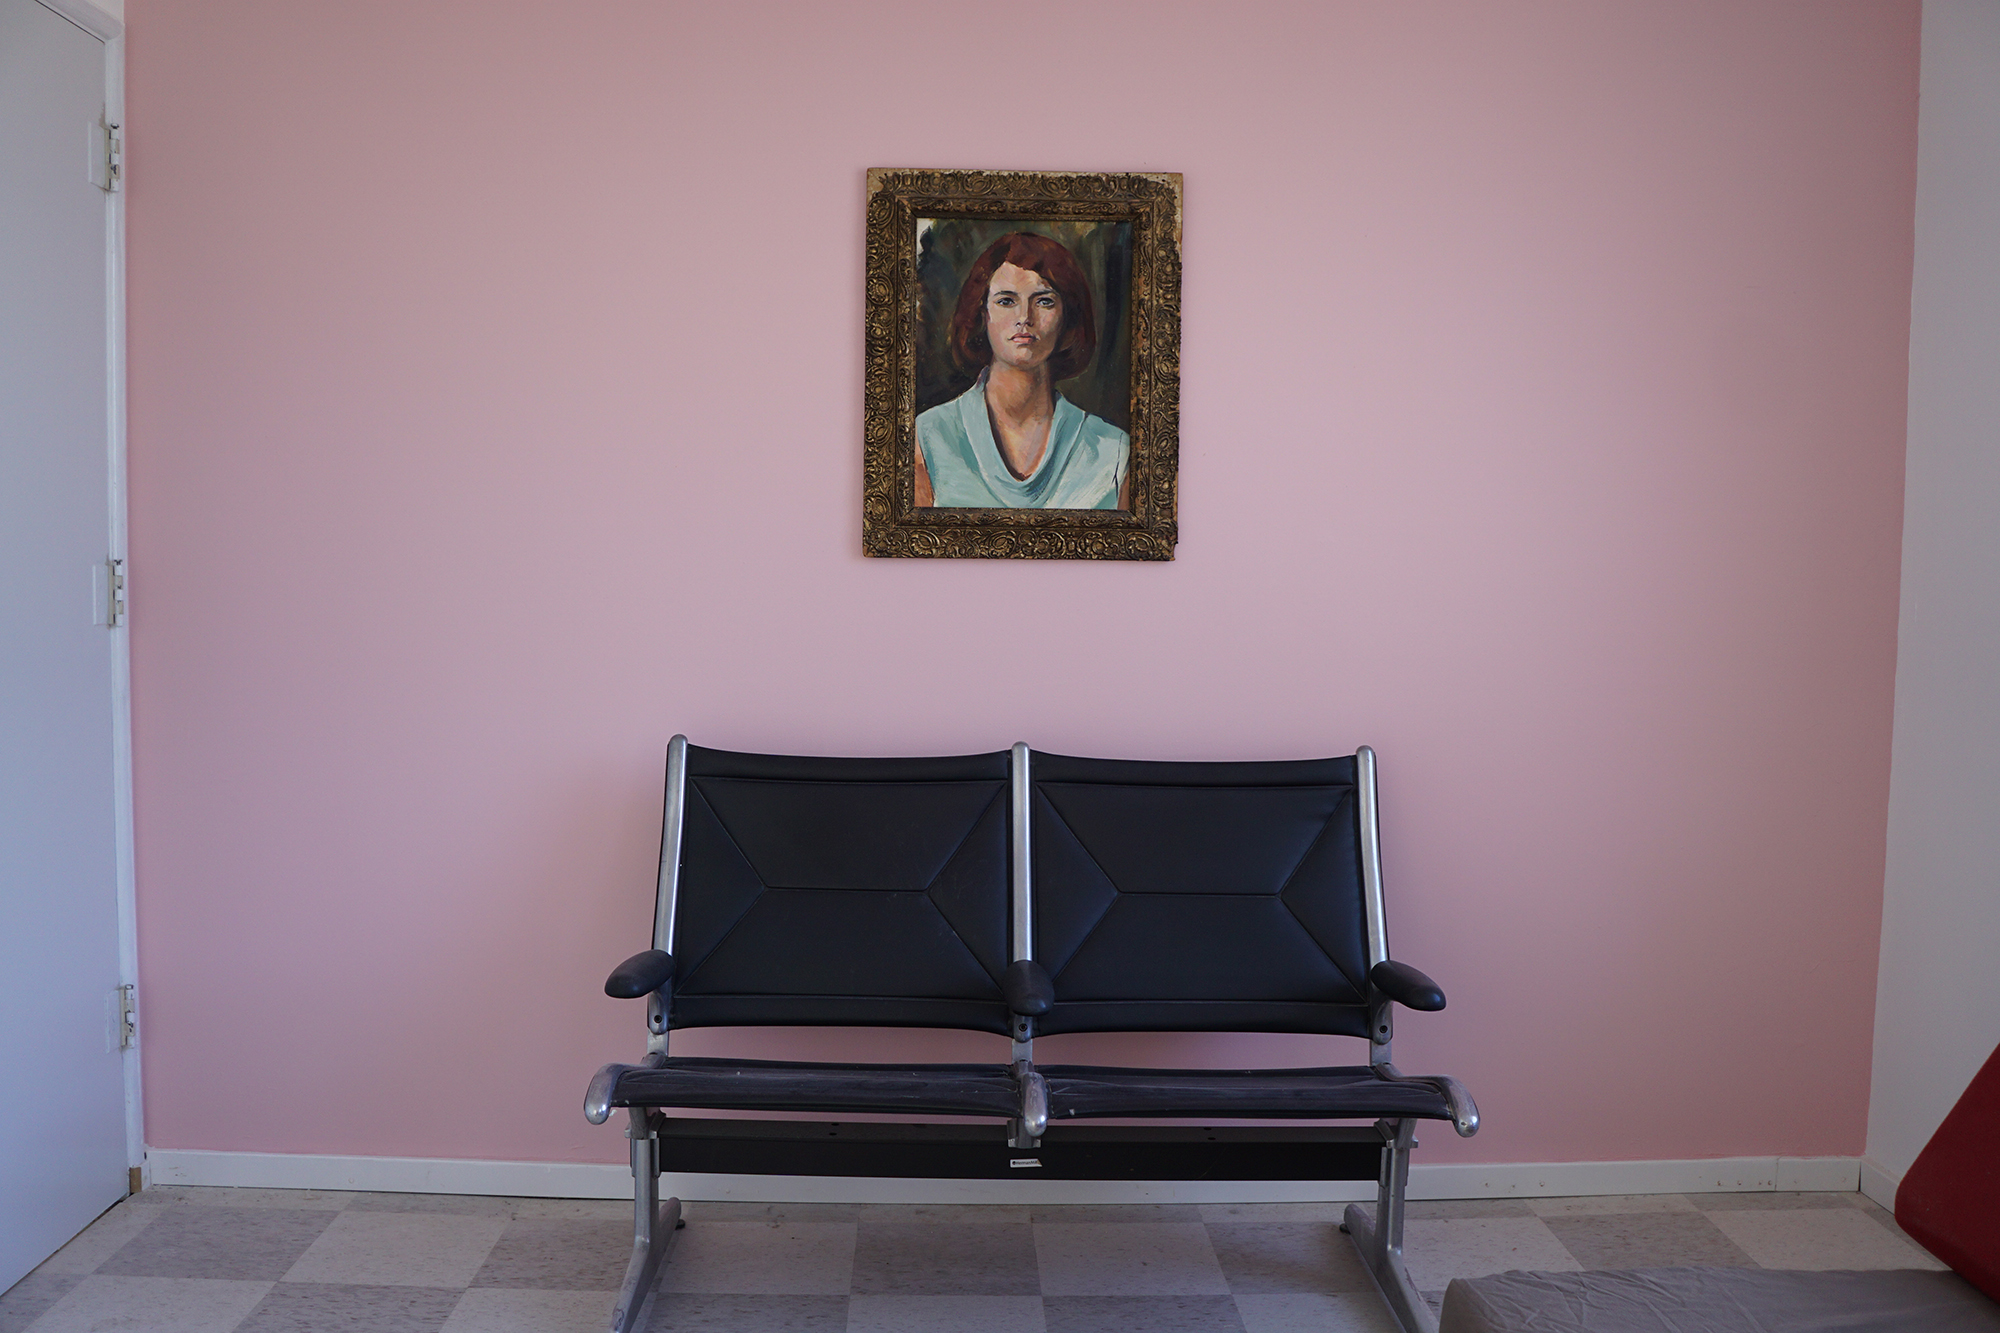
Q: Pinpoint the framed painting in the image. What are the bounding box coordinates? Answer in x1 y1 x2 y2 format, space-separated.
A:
863 168 1182 560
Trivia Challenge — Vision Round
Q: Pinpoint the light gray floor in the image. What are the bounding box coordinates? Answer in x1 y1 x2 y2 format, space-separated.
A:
0 1187 1945 1332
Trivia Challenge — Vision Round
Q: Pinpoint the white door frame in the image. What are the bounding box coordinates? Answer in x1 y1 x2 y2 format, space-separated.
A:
34 0 141 1188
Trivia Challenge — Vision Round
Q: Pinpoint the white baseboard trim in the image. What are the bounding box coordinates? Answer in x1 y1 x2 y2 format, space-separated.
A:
145 1149 1865 1205
1858 1156 1901 1211
1412 1155 1859 1201
1778 1157 1864 1192
147 1150 630 1200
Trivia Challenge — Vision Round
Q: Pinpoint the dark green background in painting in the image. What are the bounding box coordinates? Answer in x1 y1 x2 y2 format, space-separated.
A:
914 218 1133 430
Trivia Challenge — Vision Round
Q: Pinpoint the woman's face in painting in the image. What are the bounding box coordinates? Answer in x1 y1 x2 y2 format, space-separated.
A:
984 261 1064 373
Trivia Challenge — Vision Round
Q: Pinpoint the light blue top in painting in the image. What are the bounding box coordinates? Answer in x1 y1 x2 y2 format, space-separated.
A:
917 372 1129 509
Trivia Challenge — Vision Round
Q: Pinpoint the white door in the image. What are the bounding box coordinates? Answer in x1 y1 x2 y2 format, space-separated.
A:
0 0 130 1293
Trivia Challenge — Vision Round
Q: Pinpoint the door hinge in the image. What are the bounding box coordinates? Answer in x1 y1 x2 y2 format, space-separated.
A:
89 116 122 193
94 558 125 628
117 985 136 1049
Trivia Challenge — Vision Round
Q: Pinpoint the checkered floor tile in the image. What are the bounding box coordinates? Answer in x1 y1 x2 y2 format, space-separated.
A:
0 1187 1944 1332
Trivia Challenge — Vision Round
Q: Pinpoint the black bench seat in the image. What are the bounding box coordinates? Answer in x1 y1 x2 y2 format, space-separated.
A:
584 737 1476 1333
1040 1063 1459 1123
598 1059 1462 1135
602 1057 1020 1119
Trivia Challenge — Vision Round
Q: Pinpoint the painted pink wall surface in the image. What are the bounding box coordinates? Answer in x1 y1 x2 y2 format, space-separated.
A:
125 1 1917 1167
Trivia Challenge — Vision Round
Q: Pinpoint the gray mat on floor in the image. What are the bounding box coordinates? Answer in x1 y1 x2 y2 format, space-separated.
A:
1439 1266 2000 1333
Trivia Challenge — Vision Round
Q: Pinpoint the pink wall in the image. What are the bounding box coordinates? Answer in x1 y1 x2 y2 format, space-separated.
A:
126 1 1918 1167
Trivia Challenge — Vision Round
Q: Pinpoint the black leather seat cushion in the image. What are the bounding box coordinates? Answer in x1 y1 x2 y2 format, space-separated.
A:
1028 752 1375 1039
1039 1064 1455 1121
611 1057 1018 1118
670 745 1014 1035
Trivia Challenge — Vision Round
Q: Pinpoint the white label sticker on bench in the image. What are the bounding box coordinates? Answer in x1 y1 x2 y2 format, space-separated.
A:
1009 1158 1042 1168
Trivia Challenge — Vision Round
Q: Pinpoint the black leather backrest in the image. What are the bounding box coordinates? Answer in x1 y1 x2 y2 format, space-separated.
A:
667 745 1013 1035
1029 751 1372 1038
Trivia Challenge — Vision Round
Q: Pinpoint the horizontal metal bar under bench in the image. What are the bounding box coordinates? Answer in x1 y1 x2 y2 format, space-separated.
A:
652 1117 1388 1181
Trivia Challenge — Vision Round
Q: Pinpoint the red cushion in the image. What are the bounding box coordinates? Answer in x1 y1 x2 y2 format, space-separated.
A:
1897 1041 2000 1302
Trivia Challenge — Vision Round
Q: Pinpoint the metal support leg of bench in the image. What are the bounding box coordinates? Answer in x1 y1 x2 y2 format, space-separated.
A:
609 1108 681 1333
1343 1118 1437 1333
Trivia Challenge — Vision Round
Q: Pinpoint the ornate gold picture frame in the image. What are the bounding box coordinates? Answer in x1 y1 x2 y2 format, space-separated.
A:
863 169 1181 560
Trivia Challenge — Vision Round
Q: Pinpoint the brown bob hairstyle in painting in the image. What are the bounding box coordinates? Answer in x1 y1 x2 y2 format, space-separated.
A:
947 232 1098 383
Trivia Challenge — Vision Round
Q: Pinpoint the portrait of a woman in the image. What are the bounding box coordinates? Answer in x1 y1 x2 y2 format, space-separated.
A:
915 232 1131 510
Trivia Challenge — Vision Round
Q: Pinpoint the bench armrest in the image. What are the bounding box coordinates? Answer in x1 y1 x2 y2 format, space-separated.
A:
1013 1059 1049 1138
584 1051 665 1125
1369 960 1445 1012
1375 1061 1480 1137
605 950 675 1000
1003 960 1053 1017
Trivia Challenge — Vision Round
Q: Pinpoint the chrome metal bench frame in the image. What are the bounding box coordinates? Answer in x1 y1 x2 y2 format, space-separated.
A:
586 737 1476 1333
